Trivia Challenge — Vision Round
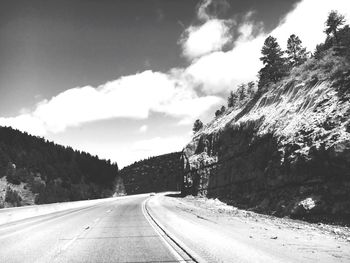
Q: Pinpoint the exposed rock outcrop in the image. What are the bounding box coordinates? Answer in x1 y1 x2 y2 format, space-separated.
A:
182 53 350 223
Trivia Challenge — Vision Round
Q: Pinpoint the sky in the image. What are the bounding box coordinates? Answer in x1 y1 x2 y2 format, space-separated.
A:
1 0 349 168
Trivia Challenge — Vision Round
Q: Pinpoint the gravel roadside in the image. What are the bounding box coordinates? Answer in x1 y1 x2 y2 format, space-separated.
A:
150 194 350 263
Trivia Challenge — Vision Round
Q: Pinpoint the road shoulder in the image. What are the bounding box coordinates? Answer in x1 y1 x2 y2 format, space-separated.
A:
148 194 350 263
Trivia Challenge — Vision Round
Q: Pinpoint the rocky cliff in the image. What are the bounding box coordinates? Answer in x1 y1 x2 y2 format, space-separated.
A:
120 152 183 195
182 52 350 223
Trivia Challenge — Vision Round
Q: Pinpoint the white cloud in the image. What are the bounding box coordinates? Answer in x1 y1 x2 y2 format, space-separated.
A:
185 35 264 94
0 70 221 136
182 0 350 95
139 125 148 133
180 19 233 60
1 0 349 167
271 0 350 50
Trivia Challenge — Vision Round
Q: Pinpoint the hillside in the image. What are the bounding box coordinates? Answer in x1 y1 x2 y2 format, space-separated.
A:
0 126 118 208
182 34 350 222
120 152 183 195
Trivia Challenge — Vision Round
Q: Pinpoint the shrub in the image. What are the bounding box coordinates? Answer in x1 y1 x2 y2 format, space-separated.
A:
193 119 203 133
6 163 21 185
5 187 22 207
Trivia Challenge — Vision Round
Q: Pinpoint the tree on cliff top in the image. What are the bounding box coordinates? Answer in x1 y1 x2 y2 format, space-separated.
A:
315 11 349 59
258 36 288 89
193 119 203 133
227 90 238 108
286 34 308 67
215 105 226 117
325 10 346 43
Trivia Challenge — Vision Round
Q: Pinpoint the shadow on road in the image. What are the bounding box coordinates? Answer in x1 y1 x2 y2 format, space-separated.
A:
165 193 183 198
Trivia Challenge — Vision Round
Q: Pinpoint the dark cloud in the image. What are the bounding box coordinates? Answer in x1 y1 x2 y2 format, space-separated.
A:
196 0 231 21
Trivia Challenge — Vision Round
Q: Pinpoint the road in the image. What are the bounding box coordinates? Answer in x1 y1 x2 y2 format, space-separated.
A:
1 193 349 263
0 194 192 263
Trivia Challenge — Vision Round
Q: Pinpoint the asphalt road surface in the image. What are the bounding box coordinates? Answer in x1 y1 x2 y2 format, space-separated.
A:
2 193 349 263
0 194 192 263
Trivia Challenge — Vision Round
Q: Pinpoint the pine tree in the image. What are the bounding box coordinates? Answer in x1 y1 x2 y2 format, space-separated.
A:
258 36 288 89
286 34 308 67
220 105 226 114
237 84 247 101
192 119 203 133
246 81 256 98
227 91 238 108
325 10 346 43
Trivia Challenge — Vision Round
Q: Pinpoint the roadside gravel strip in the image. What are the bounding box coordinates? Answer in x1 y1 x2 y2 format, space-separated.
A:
147 193 350 263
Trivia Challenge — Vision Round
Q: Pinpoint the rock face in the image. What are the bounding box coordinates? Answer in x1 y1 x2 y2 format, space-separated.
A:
120 152 183 195
182 55 350 223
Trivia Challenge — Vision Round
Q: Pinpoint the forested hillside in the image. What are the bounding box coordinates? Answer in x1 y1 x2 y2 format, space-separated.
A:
0 126 118 207
120 152 183 195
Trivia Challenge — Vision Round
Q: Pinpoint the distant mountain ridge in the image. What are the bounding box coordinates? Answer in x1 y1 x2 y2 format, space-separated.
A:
119 152 183 195
0 126 118 208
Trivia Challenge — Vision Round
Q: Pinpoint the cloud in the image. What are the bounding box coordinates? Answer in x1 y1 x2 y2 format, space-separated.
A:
197 0 230 22
0 70 221 136
271 0 350 50
182 0 350 95
180 19 233 60
139 125 148 133
185 34 265 94
2 0 349 145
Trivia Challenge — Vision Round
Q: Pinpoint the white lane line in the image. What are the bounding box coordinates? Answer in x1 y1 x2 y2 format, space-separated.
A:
0 205 100 240
141 199 187 263
60 235 79 251
58 211 101 255
145 196 203 263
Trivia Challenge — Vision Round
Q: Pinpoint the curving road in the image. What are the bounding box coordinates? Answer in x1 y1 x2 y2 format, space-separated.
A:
0 194 191 263
2 193 348 263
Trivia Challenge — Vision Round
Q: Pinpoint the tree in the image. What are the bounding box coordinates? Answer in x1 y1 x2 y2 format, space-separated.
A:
258 36 288 89
315 12 348 59
325 10 346 43
227 91 238 108
215 109 222 117
246 81 256 98
237 84 247 101
192 119 203 133
220 105 226 114
286 34 308 67
6 162 20 185
214 105 226 117
5 187 22 207
337 25 350 60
